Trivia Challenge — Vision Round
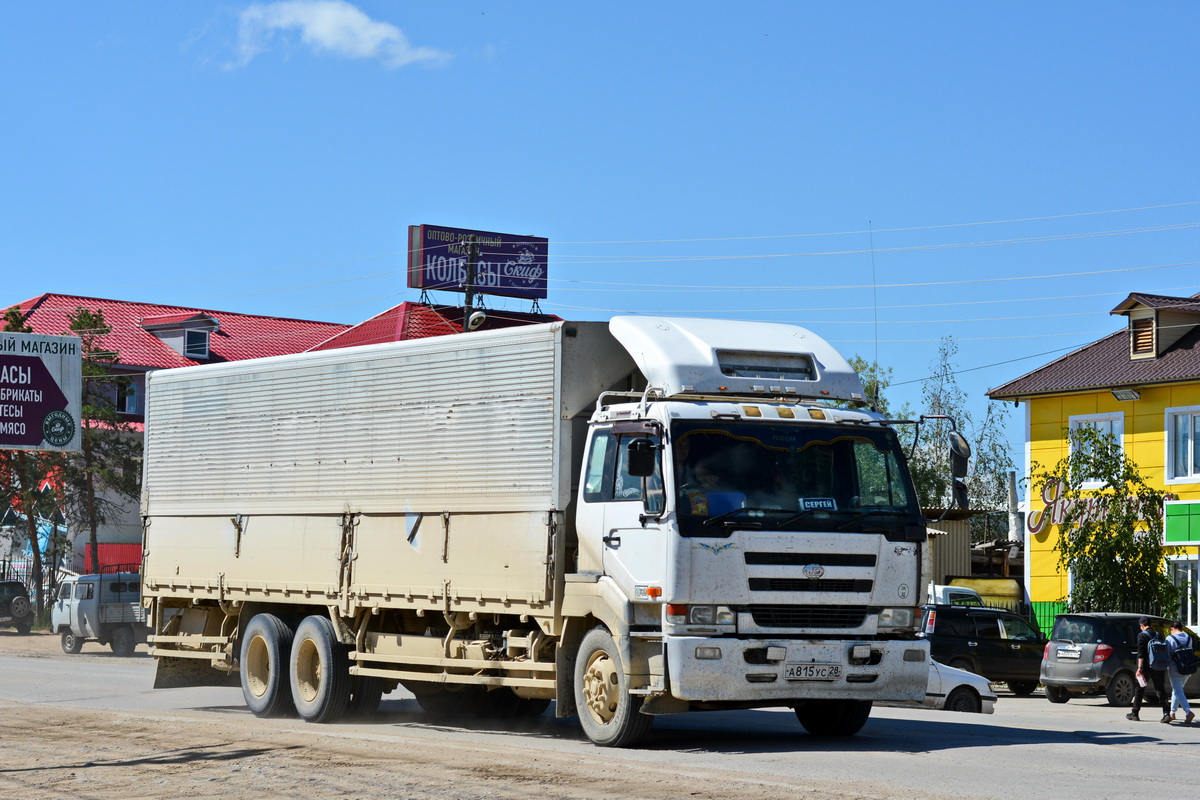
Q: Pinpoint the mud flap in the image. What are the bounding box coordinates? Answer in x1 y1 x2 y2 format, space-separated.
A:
153 656 240 689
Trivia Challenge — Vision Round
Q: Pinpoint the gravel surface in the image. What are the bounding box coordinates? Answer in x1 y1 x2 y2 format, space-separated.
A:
1 632 950 800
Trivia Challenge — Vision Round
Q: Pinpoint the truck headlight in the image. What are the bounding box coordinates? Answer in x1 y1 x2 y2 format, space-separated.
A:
689 605 735 625
666 605 736 626
878 607 915 629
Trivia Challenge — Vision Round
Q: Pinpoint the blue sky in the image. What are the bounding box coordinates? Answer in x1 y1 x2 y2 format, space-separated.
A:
3 2 1199 469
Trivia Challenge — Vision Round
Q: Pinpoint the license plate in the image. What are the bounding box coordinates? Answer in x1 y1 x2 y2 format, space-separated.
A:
784 662 842 681
1056 646 1082 660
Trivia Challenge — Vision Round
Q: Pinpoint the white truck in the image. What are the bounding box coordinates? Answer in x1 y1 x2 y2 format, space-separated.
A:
140 317 966 746
51 571 149 655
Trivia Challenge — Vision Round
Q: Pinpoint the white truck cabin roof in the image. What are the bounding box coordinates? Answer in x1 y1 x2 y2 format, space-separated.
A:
609 316 865 403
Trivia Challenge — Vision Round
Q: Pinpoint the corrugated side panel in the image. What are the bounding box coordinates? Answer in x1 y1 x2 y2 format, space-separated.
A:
143 326 563 517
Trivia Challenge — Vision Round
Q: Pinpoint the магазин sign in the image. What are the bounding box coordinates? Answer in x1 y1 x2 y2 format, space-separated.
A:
0 332 82 452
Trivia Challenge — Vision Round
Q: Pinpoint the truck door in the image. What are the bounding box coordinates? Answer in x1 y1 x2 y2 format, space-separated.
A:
74 580 97 638
584 428 667 600
51 581 73 631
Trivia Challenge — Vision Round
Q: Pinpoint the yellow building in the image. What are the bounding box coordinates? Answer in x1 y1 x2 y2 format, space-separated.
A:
989 292 1200 631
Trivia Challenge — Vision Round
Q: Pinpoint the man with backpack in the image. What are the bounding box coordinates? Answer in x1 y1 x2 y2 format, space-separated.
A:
1126 617 1171 723
1165 620 1196 724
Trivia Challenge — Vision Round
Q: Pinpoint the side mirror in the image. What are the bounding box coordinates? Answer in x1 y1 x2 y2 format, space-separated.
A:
949 432 971 480
626 438 658 477
952 479 969 511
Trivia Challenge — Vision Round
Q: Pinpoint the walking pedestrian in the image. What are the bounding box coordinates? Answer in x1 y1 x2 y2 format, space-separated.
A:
1126 616 1171 723
1165 620 1196 725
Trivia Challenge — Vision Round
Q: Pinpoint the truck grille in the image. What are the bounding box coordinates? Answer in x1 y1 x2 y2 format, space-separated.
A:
748 577 873 593
746 606 868 628
744 552 877 567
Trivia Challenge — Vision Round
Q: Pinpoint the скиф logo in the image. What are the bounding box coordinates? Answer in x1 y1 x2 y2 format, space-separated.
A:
42 409 75 447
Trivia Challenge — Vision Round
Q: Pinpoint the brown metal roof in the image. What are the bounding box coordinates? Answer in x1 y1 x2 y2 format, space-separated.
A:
988 321 1200 399
1110 292 1200 315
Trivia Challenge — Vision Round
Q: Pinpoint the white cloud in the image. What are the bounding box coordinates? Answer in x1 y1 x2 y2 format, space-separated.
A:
235 0 449 69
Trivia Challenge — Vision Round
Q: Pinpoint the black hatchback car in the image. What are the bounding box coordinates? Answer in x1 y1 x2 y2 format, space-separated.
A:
1039 612 1200 705
920 604 1046 695
0 579 33 634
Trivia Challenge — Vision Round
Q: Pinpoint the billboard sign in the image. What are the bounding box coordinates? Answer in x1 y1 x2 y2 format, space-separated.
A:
408 224 548 300
0 332 82 452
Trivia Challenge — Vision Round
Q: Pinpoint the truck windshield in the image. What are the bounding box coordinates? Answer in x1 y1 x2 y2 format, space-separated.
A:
671 420 922 538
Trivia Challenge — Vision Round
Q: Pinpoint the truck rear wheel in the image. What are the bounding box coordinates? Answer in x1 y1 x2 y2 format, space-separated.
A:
346 674 387 716
240 613 295 717
110 626 136 657
61 630 83 655
794 699 873 736
290 615 350 723
574 627 653 747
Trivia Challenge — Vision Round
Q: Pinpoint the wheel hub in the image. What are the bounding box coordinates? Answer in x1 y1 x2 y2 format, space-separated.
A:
245 636 271 698
582 650 620 724
295 638 322 703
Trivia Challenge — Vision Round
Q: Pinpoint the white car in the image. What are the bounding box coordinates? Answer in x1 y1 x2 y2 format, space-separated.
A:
880 660 998 714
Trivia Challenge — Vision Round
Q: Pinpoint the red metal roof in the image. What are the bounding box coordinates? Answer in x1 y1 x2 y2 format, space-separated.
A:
11 294 349 369
309 301 560 351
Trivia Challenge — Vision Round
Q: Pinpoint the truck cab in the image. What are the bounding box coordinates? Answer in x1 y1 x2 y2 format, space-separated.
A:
52 572 148 656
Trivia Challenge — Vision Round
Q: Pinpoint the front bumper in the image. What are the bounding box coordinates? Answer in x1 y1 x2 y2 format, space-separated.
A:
666 636 929 703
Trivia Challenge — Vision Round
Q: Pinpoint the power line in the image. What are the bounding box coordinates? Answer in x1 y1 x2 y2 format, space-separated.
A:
553 200 1200 244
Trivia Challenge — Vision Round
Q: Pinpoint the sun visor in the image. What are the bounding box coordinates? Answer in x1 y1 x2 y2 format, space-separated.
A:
608 316 865 402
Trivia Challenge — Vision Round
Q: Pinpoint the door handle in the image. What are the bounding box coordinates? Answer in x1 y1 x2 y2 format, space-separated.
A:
603 534 621 548
1011 644 1021 650
967 641 978 647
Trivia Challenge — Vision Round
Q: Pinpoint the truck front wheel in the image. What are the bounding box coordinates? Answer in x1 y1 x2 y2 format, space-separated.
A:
240 614 295 717
61 630 83 655
110 626 136 657
573 627 653 747
290 615 350 723
794 699 873 736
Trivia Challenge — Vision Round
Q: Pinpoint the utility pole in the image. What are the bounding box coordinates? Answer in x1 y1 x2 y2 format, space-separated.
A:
461 235 478 333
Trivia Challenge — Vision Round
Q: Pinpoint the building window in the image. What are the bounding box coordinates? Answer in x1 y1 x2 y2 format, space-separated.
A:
1166 406 1200 484
117 376 141 415
1169 556 1198 627
1069 413 1123 486
184 329 210 359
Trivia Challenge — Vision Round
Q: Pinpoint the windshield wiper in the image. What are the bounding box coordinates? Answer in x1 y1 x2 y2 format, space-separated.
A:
769 507 830 530
700 507 777 528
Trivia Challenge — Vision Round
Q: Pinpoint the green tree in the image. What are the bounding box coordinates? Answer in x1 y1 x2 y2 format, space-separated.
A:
846 355 903 418
1030 425 1180 614
852 338 1013 539
58 307 142 573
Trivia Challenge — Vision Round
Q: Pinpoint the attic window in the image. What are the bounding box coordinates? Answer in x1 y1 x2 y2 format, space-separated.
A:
185 330 210 359
1131 318 1154 354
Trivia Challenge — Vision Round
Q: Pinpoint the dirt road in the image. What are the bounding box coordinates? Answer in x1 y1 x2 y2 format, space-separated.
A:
1 632 941 800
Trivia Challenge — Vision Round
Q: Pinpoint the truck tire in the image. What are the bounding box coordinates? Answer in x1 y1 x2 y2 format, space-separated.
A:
346 674 386 717
1008 680 1037 697
61 630 83 655
794 699 873 736
240 613 295 717
471 688 551 719
1105 671 1137 707
573 627 653 747
13 623 31 635
408 683 484 716
290 615 350 723
110 626 136 657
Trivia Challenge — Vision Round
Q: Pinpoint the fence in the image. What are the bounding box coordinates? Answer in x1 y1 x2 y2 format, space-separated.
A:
0 557 61 607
